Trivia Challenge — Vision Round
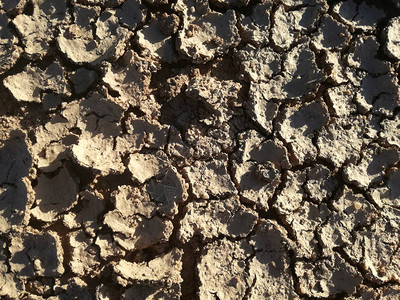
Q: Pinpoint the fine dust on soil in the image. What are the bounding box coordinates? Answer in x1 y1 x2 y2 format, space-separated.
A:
1 0 400 299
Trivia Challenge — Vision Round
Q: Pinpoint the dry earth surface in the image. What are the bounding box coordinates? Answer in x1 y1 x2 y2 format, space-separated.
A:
1 0 400 299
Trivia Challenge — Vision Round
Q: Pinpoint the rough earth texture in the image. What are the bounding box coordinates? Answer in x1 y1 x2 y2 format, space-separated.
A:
1 0 400 299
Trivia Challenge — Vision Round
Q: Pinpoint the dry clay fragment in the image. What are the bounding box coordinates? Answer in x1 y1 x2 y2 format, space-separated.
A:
50 277 92 300
175 0 239 63
95 234 125 260
12 0 68 59
333 0 384 31
381 113 400 149
9 230 64 278
103 50 159 109
238 1 272 46
370 168 400 208
136 13 179 63
179 196 257 242
271 3 326 50
69 68 98 94
295 253 362 298
0 13 21 74
384 16 400 60
347 36 390 75
128 152 169 184
248 220 296 299
256 41 325 101
63 190 105 236
312 15 351 50
31 166 79 222
115 0 146 29
344 206 400 284
4 62 71 103
233 161 280 210
113 248 183 297
278 101 329 165
325 84 357 117
319 186 377 255
69 231 100 277
57 10 129 65
343 144 399 189
234 45 280 82
184 154 235 199
198 238 252 300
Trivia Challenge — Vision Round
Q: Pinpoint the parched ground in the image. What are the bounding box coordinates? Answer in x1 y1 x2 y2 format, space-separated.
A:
1 0 400 299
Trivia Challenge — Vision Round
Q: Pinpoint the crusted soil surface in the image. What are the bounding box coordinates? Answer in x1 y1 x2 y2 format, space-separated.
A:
1 0 400 299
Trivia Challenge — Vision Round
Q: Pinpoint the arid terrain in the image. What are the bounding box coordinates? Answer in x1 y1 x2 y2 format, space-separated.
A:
1 0 400 299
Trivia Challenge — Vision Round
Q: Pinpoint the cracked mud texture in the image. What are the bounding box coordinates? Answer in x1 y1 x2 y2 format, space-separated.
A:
1 0 400 299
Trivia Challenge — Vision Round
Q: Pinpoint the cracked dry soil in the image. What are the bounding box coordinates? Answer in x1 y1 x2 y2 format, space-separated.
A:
1 0 400 299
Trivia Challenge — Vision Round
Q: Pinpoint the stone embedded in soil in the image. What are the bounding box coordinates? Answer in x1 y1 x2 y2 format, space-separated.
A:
178 196 257 242
175 0 240 63
295 253 363 297
278 100 329 165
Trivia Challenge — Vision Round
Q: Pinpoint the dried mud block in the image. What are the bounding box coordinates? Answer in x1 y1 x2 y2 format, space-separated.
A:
185 76 241 125
247 220 296 299
278 101 329 165
9 231 64 278
347 36 390 75
312 15 351 50
136 13 179 63
31 167 79 222
184 154 235 199
0 0 26 12
381 285 400 299
384 17 400 60
69 68 98 94
4 62 71 103
275 169 306 214
0 272 23 299
325 84 357 117
317 116 373 168
280 0 324 6
233 161 280 210
104 209 173 251
128 152 169 184
238 1 272 46
103 50 159 109
343 144 400 189
246 85 279 134
69 231 100 277
370 168 400 208
305 164 338 203
295 253 362 297
198 238 252 299
178 196 257 242
333 1 384 32
50 277 92 300
234 45 280 82
319 187 377 255
271 4 326 50
57 10 129 65
344 206 400 284
259 41 325 100
381 114 400 148
115 0 146 30
75 0 124 6
63 190 105 236
12 0 67 59
175 0 240 63
116 114 169 154
210 0 249 8
0 13 21 74
323 51 348 85
95 234 125 260
113 248 183 298
72 133 125 175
